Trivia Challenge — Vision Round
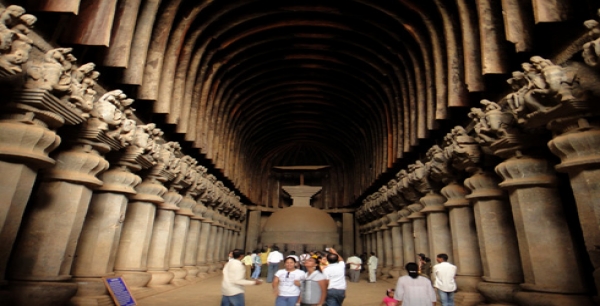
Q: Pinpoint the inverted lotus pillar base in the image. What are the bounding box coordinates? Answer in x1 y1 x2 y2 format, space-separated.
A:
116 271 151 288
476 281 519 306
169 268 188 286
147 270 174 287
515 291 594 306
69 277 113 306
182 266 199 281
8 280 77 306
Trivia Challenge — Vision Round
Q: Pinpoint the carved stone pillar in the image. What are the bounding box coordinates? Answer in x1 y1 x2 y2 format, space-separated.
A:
7 113 125 305
398 209 415 267
196 210 214 277
0 91 68 292
420 191 452 267
0 8 54 294
235 220 244 251
342 213 355 260
355 219 363 256
382 220 393 277
375 220 385 273
168 193 195 286
70 148 151 306
465 170 522 305
183 216 201 281
183 197 207 280
387 212 403 279
547 118 600 300
245 209 262 252
146 190 181 287
367 223 375 256
495 154 593 305
113 167 170 290
214 220 226 267
442 181 485 306
207 221 220 273
407 204 428 262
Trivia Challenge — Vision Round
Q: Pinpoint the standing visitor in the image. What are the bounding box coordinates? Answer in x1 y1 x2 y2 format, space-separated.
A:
379 289 399 306
368 252 378 283
299 251 311 272
288 251 300 269
319 255 329 271
393 262 436 306
260 246 271 278
267 246 284 283
433 253 457 306
417 253 432 281
221 249 263 306
241 252 253 280
295 255 327 306
346 254 362 283
251 250 263 279
323 247 346 306
273 257 305 306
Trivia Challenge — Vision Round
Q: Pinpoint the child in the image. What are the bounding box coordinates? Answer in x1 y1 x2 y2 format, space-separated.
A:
380 288 399 306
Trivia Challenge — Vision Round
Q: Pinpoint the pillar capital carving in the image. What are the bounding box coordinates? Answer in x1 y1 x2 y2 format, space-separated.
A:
407 160 434 194
0 5 36 77
406 203 425 219
548 118 600 172
443 126 483 173
495 154 558 189
419 191 447 213
41 146 109 187
397 169 422 203
386 212 400 227
22 48 100 121
464 170 505 200
378 216 389 231
397 208 411 223
441 181 471 208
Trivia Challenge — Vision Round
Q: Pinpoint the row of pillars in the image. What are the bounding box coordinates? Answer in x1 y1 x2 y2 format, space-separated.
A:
360 149 598 306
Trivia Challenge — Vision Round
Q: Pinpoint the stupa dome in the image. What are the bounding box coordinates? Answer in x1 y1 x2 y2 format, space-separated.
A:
261 206 338 246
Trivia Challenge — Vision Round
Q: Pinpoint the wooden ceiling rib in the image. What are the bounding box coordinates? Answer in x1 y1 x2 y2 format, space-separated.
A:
33 0 586 208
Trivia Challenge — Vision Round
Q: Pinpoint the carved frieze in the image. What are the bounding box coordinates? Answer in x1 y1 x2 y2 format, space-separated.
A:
0 5 36 76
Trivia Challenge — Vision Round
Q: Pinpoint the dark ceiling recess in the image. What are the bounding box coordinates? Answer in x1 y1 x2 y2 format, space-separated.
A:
30 0 596 208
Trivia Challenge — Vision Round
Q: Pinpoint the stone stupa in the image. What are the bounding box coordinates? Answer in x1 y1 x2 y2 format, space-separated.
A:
260 166 338 250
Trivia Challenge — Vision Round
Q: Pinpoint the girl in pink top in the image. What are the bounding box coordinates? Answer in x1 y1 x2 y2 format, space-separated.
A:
380 288 399 306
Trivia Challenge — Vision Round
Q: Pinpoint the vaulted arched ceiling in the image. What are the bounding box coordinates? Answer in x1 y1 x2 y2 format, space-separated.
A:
28 0 596 208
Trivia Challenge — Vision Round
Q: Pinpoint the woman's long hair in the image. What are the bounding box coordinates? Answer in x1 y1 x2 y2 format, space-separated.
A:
406 262 419 279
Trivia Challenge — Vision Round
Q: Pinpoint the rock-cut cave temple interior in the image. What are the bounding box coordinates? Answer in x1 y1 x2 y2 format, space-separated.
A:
0 0 599 305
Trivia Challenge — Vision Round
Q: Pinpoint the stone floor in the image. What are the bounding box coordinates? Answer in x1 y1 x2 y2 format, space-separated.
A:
138 272 400 306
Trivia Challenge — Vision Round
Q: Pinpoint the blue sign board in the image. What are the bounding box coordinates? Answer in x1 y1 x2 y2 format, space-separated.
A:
103 276 137 306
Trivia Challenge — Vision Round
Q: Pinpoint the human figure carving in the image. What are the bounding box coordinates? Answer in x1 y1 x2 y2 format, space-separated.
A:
25 48 73 92
0 5 36 74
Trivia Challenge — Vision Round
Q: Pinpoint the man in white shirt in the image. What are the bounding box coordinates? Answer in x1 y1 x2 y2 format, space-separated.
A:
367 252 378 283
221 249 262 306
323 248 346 306
266 245 284 283
433 253 457 306
346 254 362 283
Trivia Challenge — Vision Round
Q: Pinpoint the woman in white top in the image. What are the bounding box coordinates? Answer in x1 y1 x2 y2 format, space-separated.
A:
394 262 437 306
295 255 327 306
273 257 306 306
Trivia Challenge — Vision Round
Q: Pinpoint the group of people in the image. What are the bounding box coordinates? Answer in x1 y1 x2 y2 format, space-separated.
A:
222 247 348 306
383 253 456 306
222 248 457 306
